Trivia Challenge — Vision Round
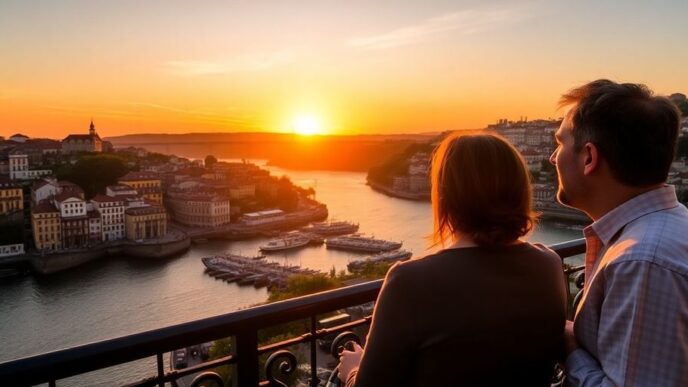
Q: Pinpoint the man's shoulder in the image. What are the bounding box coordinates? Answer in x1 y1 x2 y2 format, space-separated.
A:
606 206 688 275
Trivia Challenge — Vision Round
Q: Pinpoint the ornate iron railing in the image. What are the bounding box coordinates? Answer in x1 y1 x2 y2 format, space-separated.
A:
0 238 585 387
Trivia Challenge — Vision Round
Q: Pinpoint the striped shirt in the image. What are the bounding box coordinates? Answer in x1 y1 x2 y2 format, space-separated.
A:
566 185 688 386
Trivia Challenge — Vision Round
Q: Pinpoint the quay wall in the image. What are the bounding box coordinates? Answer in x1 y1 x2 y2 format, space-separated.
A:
30 249 109 275
28 235 191 275
122 237 191 258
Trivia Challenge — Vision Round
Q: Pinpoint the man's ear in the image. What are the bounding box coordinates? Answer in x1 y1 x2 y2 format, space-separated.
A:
582 142 599 176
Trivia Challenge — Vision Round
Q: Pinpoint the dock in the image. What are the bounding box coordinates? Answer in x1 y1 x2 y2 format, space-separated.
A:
202 254 321 289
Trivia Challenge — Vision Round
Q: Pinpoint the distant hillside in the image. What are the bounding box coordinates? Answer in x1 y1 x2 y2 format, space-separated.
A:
105 132 438 172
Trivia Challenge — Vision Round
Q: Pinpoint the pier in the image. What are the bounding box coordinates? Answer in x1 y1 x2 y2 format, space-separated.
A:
202 253 321 289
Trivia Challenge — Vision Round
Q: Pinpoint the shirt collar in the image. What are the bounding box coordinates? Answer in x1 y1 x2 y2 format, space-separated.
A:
588 185 679 246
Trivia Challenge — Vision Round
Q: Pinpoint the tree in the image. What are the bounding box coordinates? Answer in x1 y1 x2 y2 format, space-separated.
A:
205 155 218 169
56 154 128 198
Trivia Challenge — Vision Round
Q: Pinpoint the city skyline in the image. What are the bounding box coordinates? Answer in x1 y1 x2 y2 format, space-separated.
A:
1 0 687 137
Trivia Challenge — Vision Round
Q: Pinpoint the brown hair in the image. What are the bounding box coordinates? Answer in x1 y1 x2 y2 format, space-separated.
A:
560 79 680 186
430 132 535 247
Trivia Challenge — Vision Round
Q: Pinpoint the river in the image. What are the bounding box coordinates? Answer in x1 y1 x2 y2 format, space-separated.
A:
0 163 585 386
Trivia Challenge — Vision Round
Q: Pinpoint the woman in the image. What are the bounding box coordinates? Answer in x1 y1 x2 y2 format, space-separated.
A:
338 132 567 386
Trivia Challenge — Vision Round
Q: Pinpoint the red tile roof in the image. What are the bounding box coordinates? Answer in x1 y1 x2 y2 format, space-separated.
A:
33 201 59 214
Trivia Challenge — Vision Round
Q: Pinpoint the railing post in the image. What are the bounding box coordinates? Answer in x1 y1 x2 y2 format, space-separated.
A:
234 330 259 387
310 316 318 387
156 353 164 387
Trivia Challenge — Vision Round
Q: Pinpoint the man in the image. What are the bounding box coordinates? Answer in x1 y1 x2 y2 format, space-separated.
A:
550 79 688 386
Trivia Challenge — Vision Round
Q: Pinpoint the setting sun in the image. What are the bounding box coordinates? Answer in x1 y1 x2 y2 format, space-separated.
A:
293 115 324 136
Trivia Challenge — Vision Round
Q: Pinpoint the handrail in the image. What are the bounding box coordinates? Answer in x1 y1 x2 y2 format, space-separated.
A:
0 238 586 386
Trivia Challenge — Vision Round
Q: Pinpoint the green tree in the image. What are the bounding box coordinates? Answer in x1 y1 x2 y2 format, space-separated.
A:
207 338 233 385
56 154 129 198
268 274 340 303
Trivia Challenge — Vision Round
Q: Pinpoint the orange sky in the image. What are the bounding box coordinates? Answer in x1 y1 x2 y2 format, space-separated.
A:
1 0 686 138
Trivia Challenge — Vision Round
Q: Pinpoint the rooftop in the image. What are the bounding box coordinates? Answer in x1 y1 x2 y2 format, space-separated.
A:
32 201 59 214
119 171 161 181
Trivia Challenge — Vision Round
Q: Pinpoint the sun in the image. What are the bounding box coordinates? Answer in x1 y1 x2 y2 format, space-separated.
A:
292 115 324 136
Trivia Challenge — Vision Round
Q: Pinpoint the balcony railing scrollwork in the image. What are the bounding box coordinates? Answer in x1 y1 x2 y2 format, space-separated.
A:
0 238 585 387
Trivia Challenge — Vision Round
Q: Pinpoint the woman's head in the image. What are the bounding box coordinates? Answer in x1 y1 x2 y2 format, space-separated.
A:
430 132 535 247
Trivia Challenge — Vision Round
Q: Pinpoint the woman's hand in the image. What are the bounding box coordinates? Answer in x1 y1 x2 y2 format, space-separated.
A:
337 343 364 383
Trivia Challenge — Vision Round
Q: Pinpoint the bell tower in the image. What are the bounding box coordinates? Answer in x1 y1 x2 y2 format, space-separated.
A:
89 119 96 136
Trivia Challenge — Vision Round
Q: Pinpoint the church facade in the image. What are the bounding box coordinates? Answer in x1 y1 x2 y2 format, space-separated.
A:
61 120 103 153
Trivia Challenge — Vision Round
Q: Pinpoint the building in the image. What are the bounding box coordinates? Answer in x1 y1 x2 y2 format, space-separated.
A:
31 201 62 251
521 148 546 171
228 182 256 200
240 209 285 226
53 192 89 249
61 120 103 153
392 176 409 192
106 184 138 197
32 178 60 205
91 195 125 241
166 191 231 227
9 154 28 180
0 244 24 257
118 172 163 204
53 192 87 218
408 174 429 193
8 153 51 180
87 210 102 244
125 205 167 241
0 176 23 215
9 134 28 143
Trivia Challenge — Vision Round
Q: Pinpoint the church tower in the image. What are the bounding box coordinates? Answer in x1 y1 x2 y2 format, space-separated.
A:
89 119 96 136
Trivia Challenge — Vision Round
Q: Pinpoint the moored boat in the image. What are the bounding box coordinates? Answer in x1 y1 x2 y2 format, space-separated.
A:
259 236 310 252
326 234 402 253
302 220 359 236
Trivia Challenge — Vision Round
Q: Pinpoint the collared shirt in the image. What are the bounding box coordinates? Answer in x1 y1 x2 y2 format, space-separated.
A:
566 185 688 386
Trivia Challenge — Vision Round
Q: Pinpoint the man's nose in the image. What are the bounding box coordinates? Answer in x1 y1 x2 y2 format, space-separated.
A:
549 149 557 165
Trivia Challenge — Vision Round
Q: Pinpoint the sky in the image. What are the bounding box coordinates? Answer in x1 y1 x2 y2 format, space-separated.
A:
1 0 687 138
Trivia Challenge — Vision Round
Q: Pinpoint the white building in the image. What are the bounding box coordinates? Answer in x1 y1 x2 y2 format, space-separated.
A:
9 154 51 180
0 244 25 257
91 195 125 241
240 209 285 226
32 178 60 205
106 184 138 197
53 193 87 218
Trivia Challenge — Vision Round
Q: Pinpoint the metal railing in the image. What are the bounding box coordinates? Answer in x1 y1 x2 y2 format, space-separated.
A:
0 238 586 387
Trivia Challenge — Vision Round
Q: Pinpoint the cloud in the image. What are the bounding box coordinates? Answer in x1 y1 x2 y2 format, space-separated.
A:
163 50 293 76
125 102 260 128
348 8 522 50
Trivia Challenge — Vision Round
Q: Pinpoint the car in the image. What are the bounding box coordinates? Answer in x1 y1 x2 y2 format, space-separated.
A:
173 348 188 369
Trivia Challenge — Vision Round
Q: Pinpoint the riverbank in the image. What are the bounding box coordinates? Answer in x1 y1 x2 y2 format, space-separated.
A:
367 179 590 223
5 204 328 275
367 180 429 201
28 233 192 274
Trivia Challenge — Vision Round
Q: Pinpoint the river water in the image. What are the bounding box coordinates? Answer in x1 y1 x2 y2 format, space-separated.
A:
0 163 585 386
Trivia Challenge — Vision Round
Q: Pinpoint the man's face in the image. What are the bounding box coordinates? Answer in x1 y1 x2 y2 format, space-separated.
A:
550 112 585 209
